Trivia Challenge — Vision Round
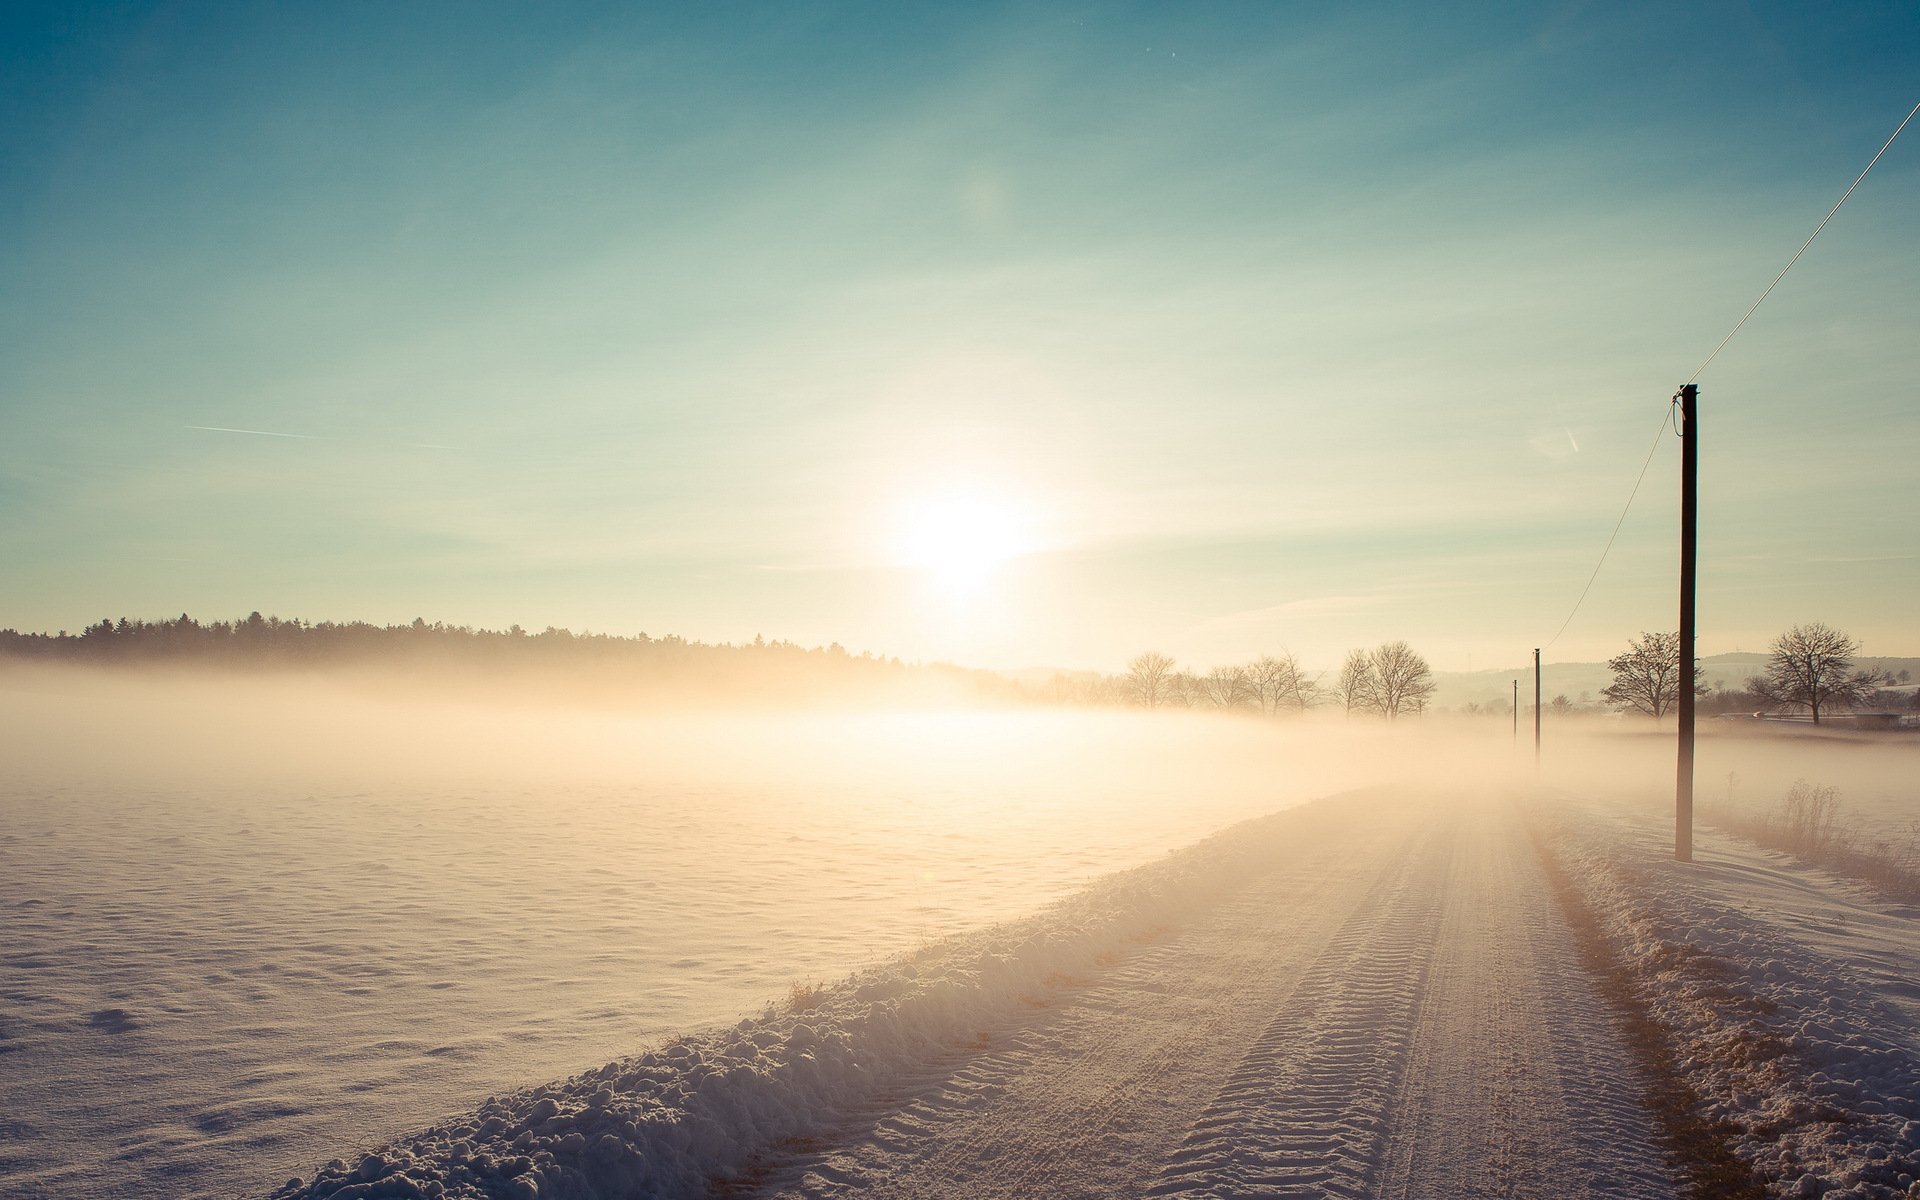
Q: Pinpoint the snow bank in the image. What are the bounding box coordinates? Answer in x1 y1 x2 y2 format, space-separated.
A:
266 796 1349 1200
1543 796 1920 1199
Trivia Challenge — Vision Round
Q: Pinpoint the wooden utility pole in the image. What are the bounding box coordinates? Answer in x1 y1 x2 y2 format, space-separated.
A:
1676 384 1699 862
1533 648 1542 767
1512 679 1519 742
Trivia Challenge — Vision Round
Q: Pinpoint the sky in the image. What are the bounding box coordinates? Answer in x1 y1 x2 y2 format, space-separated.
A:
2 1 1915 674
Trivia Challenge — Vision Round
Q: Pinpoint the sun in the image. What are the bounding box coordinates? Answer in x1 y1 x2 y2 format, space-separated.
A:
901 492 1031 593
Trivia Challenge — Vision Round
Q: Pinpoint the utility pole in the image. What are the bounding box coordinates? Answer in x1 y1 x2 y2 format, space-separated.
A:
1676 383 1699 863
1512 679 1518 742
1533 648 1542 768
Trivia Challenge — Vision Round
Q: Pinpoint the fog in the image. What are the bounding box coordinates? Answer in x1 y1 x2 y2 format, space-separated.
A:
1 666 1914 1198
1528 719 1920 843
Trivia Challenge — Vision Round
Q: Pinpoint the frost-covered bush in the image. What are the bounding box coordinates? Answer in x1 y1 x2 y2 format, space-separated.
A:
1704 780 1920 903
1771 780 1845 854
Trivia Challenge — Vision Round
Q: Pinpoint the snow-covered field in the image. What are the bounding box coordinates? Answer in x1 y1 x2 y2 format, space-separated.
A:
0 671 1480 1199
1701 730 1920 845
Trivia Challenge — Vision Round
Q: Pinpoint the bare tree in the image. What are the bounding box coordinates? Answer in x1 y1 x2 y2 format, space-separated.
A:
1247 653 1323 714
1041 671 1121 707
1600 630 1705 719
1089 674 1130 706
1751 623 1883 724
1368 640 1436 720
1338 642 1435 720
1338 648 1375 716
1195 665 1255 710
1167 671 1198 708
1125 652 1178 710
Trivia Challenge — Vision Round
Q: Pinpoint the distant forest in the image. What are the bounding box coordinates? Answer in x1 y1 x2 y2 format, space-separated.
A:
0 612 1020 706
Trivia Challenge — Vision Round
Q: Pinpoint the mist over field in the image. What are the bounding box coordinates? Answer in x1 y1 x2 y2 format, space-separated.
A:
3 662 1915 1197
0 670 1437 1196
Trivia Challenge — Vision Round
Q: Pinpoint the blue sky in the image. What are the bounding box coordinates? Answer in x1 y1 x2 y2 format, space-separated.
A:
3 2 1915 671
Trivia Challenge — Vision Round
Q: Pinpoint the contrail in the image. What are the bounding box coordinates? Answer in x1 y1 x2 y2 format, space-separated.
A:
187 425 329 440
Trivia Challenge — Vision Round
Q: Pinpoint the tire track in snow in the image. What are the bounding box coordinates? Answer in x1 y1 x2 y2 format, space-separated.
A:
742 802 1428 1200
741 794 1678 1200
1371 800 1672 1199
1146 817 1452 1200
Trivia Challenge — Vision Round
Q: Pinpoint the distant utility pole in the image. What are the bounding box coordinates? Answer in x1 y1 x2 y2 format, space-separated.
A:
1533 648 1542 767
1512 679 1519 742
1676 384 1699 863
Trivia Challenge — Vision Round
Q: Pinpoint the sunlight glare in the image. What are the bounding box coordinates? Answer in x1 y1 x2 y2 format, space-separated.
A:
901 492 1031 593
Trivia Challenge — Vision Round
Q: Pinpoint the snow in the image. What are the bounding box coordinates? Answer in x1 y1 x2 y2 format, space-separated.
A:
1543 788 1920 1198
264 793 1314 1199
6 668 1914 1200
1592 724 1920 843
0 672 1466 1199
262 790 1678 1200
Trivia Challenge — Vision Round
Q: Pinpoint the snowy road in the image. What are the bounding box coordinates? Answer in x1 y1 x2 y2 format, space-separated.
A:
740 794 1676 1200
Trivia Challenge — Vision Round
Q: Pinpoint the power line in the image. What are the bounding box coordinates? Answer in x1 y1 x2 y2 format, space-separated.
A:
1688 99 1919 383
1540 98 1918 650
1541 401 1675 651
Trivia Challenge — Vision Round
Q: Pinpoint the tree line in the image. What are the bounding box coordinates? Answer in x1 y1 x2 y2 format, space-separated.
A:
1040 641 1439 719
0 612 1020 705
6 612 1901 722
1061 621 1904 726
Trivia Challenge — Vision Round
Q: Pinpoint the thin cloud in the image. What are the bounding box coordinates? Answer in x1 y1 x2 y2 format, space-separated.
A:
187 425 329 440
